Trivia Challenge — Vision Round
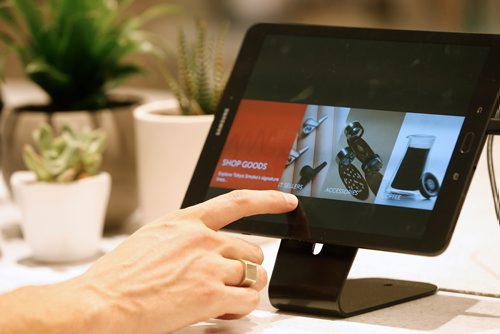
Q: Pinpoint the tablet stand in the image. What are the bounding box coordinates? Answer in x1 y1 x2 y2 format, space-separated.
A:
269 239 437 317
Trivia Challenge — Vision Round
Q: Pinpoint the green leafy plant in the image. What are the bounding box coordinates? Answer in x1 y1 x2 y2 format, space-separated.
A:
0 0 176 110
163 20 228 115
23 123 107 182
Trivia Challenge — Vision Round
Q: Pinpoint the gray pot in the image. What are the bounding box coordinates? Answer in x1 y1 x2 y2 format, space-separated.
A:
1 96 139 230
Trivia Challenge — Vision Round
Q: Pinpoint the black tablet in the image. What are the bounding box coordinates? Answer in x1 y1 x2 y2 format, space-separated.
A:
182 24 500 255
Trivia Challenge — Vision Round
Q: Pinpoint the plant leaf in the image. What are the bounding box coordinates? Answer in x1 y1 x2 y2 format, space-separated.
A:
6 0 174 109
56 168 76 182
212 22 228 112
33 123 54 152
25 59 70 86
132 4 178 28
0 3 17 27
23 144 52 181
177 27 197 99
0 29 15 45
11 0 42 40
160 65 192 114
195 20 211 114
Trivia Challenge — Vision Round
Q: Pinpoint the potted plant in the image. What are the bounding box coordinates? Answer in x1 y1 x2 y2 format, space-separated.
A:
0 0 175 228
10 123 110 262
134 20 226 223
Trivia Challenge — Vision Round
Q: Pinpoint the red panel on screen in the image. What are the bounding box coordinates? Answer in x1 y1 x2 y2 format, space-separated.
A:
210 99 306 190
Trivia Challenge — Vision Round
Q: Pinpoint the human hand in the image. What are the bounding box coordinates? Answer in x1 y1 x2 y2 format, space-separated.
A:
75 190 298 333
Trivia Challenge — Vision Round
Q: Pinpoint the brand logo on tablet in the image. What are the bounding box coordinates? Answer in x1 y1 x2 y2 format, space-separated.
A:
215 108 230 136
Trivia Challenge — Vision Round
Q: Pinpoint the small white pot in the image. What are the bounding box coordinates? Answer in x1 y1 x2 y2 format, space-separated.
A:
10 171 111 262
134 100 214 223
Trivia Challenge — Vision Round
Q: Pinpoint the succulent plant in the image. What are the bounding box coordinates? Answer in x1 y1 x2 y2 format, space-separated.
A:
163 20 228 115
22 123 107 182
0 0 176 110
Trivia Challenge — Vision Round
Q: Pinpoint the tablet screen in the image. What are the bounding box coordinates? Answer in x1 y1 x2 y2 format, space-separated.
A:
209 100 464 212
189 28 497 251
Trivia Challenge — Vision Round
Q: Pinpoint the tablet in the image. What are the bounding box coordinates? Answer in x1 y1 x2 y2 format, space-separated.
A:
182 24 500 255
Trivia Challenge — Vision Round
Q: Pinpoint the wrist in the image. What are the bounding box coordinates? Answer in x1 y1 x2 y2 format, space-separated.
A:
0 278 118 334
57 276 120 333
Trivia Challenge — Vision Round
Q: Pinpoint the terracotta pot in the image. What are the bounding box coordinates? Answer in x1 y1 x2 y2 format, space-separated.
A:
1 97 139 229
10 171 111 262
134 100 214 223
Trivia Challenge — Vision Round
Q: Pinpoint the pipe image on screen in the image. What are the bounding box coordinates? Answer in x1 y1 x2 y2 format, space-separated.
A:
209 99 464 211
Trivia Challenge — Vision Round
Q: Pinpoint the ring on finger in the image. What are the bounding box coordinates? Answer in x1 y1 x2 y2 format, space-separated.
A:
238 259 258 287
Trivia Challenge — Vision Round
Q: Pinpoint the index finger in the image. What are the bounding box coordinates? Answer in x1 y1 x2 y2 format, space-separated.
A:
185 190 298 230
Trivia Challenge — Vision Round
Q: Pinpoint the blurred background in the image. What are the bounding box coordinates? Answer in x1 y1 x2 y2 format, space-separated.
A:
2 0 500 91
0 0 499 298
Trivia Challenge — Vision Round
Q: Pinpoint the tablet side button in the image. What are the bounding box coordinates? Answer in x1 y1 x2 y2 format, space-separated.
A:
460 132 474 154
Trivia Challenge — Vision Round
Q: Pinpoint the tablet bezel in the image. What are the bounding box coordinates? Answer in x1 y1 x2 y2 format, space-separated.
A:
182 24 500 255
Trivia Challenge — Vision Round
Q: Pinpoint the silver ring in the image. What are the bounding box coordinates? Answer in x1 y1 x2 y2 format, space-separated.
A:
239 259 258 287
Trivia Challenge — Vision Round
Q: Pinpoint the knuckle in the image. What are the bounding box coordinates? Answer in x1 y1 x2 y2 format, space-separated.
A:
247 290 260 308
188 226 219 245
200 283 224 302
274 190 291 206
227 189 252 207
260 267 268 285
241 240 264 264
254 245 264 264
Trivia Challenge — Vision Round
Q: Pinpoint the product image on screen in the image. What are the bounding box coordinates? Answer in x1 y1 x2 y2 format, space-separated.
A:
209 99 464 211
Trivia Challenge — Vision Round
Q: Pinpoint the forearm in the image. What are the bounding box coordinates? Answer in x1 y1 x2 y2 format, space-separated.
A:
0 278 113 334
0 190 297 333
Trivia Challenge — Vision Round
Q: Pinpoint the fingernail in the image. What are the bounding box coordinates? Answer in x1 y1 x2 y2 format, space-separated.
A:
283 193 298 207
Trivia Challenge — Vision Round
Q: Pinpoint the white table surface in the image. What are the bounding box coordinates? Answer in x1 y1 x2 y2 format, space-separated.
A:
0 81 499 333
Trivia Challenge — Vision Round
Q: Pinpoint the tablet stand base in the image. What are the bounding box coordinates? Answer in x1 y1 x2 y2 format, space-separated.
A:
269 239 437 317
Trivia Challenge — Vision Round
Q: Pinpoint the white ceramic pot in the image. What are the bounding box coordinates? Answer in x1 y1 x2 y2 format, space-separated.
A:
10 171 111 262
2 95 139 229
134 100 214 223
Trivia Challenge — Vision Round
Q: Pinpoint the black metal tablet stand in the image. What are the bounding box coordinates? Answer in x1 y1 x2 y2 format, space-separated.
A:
268 207 437 317
269 239 437 317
